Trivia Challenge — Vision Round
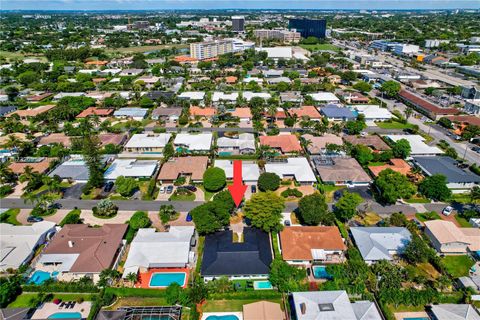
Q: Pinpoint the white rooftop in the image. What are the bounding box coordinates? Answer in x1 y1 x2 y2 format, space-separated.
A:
174 133 213 151
122 226 195 277
178 91 205 100
255 47 293 59
265 157 316 183
308 92 340 102
349 105 393 120
217 133 256 151
242 91 271 101
0 221 56 271
125 133 171 149
104 159 158 180
212 91 239 102
385 134 443 155
215 160 260 182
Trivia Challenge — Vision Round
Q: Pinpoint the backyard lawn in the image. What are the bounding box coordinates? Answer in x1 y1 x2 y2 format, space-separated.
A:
105 297 168 310
376 120 414 130
415 211 441 222
202 298 283 312
455 214 473 227
441 255 474 278
8 293 96 308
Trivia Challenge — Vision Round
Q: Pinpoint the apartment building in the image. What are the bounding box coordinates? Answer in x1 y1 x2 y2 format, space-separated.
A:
190 40 234 60
253 29 301 43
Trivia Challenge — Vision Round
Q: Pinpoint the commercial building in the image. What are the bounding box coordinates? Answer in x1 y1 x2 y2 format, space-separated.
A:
253 29 301 43
424 39 450 48
393 44 420 55
190 40 234 60
464 100 480 115
291 291 382 320
231 16 245 32
288 18 327 39
398 90 459 120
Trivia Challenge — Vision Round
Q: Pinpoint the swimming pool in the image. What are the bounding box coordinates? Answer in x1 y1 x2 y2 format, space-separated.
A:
312 266 332 279
253 280 273 290
149 272 186 288
48 312 82 319
205 316 239 320
28 270 59 285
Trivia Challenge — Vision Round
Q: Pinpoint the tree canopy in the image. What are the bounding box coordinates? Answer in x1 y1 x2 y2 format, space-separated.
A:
257 172 281 191
203 167 226 192
334 191 363 221
243 191 285 232
418 174 452 201
297 193 333 226
374 169 416 204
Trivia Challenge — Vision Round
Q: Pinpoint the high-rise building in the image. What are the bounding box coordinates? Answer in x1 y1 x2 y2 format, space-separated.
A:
190 40 234 60
254 29 301 43
288 18 327 39
232 16 245 32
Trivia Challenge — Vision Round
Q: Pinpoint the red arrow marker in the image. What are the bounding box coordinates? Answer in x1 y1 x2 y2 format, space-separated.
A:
227 160 248 208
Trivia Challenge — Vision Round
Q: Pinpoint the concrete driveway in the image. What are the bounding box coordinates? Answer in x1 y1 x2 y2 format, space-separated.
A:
63 183 86 199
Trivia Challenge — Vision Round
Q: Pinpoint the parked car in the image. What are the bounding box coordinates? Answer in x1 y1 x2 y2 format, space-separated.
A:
159 186 165 194
166 185 174 194
251 185 257 193
103 181 114 192
27 216 43 223
472 146 480 154
442 206 454 216
183 185 197 192
284 220 291 226
333 190 343 201
47 203 62 210
186 213 193 222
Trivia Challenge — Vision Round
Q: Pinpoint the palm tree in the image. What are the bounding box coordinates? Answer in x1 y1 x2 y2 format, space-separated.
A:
125 272 138 287
404 107 413 120
19 166 35 183
43 176 61 194
470 186 480 203
0 163 15 184
267 104 277 123
5 134 22 150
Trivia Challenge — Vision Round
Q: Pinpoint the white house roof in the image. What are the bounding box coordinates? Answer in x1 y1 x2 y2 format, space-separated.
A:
53 92 85 100
350 227 412 262
174 133 213 151
385 134 443 155
104 159 158 180
215 160 260 182
0 221 55 271
178 91 205 100
265 157 316 183
430 304 480 320
122 227 194 277
256 47 293 59
212 92 239 102
349 105 393 120
292 290 382 320
309 92 340 102
113 108 148 118
242 91 271 101
125 133 171 149
217 133 256 151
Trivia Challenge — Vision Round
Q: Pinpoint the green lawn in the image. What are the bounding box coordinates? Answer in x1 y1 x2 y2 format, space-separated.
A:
368 161 387 167
405 196 431 204
0 208 21 225
299 43 340 52
441 255 475 278
198 185 215 201
106 297 168 310
449 193 472 204
8 293 96 308
203 298 283 312
455 214 473 227
415 211 441 222
376 120 414 130
169 191 196 201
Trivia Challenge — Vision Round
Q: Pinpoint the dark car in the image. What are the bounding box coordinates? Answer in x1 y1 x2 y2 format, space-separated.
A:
104 181 114 192
47 203 62 210
183 185 197 192
166 185 174 194
333 190 343 201
251 185 257 193
284 220 291 226
186 213 193 222
472 146 480 154
27 216 43 223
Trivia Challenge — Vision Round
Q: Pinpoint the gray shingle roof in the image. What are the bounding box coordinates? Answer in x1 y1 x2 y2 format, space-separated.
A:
413 156 480 184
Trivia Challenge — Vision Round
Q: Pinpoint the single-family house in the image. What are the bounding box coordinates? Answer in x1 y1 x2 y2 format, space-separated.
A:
174 133 212 152
8 105 55 119
37 133 72 147
119 69 143 77
217 133 256 155
231 108 252 122
320 105 356 121
313 157 371 186
343 135 391 151
368 159 412 177
288 106 322 121
259 134 302 154
429 304 480 320
104 159 158 180
124 133 171 154
189 106 216 119
76 107 114 118
279 226 346 266
424 220 480 254
302 134 343 155
151 107 182 121
158 156 208 184
178 91 205 103
113 108 148 120
9 157 54 175
308 92 340 103
265 157 317 185
215 160 260 183
243 301 285 320
350 227 412 264
349 104 394 121
385 135 443 156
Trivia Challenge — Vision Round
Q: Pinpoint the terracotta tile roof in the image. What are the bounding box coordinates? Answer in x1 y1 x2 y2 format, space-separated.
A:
76 107 114 118
288 106 322 119
26 92 53 102
231 107 252 118
38 133 72 147
9 157 53 174
368 159 412 177
92 78 107 84
259 135 302 153
315 157 372 183
43 224 127 273
158 156 208 181
174 55 198 63
98 133 127 146
9 105 55 118
343 135 391 151
224 76 238 84
447 115 480 127
399 90 459 116
85 60 108 66
302 134 343 154
190 106 216 117
280 226 346 261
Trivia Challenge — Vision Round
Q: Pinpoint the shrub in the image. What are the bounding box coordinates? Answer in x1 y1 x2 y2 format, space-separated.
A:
0 185 13 197
59 209 82 227
280 188 303 198
258 172 281 191
203 167 226 192
114 176 138 197
92 199 118 218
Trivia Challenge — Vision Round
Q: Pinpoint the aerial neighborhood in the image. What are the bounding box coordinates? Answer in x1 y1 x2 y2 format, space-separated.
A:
1 7 480 320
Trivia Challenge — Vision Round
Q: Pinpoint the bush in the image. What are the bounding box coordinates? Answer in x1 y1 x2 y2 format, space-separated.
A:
280 188 303 198
114 176 138 197
258 172 281 191
298 193 333 226
203 167 226 192
0 185 13 197
174 176 186 186
59 209 82 227
92 199 118 218
128 211 151 230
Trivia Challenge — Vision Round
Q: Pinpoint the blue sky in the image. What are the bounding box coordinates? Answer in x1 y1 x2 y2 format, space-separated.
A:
2 0 480 10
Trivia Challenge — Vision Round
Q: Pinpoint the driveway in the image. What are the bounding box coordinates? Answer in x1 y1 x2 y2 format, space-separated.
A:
62 183 86 199
336 186 373 201
6 182 27 198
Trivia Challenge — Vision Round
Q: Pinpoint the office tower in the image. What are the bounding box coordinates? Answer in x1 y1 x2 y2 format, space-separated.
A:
232 16 245 32
288 18 327 38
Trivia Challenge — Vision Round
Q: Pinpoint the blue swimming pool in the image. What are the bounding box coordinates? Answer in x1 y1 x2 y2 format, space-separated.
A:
205 316 239 320
48 312 82 319
149 272 186 287
28 270 59 285
312 266 332 279
218 152 232 156
253 280 273 290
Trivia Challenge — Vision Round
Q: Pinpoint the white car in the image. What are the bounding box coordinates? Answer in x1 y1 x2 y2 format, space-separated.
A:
442 206 454 216
159 186 165 194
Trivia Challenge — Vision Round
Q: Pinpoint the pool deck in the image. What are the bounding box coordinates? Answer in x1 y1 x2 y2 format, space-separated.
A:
136 268 189 289
201 312 243 320
394 311 430 320
31 302 92 319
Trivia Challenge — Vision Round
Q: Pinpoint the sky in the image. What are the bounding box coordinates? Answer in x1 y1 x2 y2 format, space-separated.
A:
2 0 480 11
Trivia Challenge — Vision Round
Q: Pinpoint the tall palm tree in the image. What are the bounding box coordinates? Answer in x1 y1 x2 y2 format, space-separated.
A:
19 166 35 183
5 135 22 150
125 272 138 287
